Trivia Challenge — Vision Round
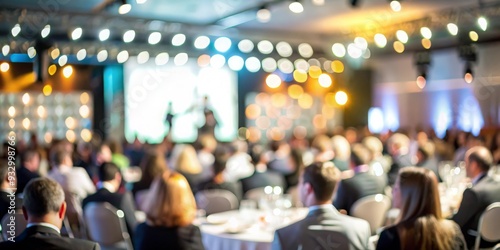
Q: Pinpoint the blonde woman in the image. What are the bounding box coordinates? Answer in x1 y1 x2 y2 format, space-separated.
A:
134 172 204 250
376 167 467 250
175 144 203 193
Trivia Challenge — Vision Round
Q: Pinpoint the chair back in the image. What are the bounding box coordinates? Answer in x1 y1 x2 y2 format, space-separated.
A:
244 187 268 202
475 202 500 250
64 191 87 239
83 202 133 250
1 212 27 241
350 194 391 235
299 229 350 250
195 189 238 215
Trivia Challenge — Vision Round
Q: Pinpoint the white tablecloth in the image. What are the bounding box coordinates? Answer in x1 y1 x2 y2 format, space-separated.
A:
199 208 308 250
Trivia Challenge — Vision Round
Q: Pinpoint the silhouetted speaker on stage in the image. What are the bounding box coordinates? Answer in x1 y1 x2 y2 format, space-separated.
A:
165 102 175 135
198 96 219 138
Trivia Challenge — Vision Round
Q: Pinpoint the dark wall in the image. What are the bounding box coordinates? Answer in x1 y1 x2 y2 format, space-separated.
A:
343 69 372 127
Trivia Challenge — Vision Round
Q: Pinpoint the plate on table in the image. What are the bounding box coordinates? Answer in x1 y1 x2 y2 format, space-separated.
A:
206 214 229 225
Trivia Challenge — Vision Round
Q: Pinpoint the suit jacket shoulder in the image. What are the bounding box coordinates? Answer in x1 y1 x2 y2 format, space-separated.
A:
275 207 371 250
0 226 100 250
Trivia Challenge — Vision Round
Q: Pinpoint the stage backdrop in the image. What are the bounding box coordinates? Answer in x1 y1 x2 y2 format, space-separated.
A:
124 58 238 143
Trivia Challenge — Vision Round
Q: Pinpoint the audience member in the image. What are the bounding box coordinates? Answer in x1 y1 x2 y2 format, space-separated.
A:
224 140 254 182
82 162 137 238
196 134 217 181
311 134 335 163
197 152 243 201
334 144 387 215
452 146 500 248
174 144 204 194
134 172 204 250
377 167 466 250
0 177 100 249
132 152 168 195
240 145 285 195
16 150 40 194
48 150 95 201
108 140 130 170
386 133 412 185
331 135 351 172
124 137 146 167
272 162 371 250
267 140 295 175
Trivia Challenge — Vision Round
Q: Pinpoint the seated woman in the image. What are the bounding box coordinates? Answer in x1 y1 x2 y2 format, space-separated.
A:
376 167 466 250
132 152 168 195
134 172 204 250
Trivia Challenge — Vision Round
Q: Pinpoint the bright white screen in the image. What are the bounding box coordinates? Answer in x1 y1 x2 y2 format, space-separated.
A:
124 58 238 143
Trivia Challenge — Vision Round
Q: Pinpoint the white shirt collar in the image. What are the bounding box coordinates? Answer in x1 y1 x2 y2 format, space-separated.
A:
309 204 334 212
99 181 117 193
27 222 61 234
471 172 486 186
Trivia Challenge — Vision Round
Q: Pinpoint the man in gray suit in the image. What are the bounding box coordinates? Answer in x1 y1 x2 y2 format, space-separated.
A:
272 162 371 250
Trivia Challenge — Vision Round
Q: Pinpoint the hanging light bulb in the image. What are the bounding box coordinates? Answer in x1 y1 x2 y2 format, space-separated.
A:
289 1 304 13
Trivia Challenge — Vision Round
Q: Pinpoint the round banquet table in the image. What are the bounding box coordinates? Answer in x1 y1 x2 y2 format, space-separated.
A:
199 208 309 250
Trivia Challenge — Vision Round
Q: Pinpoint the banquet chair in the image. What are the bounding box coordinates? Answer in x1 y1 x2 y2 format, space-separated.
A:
244 187 267 202
474 202 500 250
83 202 133 250
350 194 391 235
195 189 238 215
1 212 27 241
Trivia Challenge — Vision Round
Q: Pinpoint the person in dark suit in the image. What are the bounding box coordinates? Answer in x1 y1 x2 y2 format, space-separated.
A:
272 162 371 250
334 144 387 215
452 146 500 248
377 167 466 250
16 150 40 194
0 177 100 249
82 162 137 238
134 172 204 250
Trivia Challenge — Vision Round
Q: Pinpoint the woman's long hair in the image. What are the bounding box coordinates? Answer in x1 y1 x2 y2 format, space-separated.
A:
144 172 197 227
396 167 456 250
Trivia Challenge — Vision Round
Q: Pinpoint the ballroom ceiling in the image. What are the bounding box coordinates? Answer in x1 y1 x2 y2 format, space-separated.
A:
1 0 500 58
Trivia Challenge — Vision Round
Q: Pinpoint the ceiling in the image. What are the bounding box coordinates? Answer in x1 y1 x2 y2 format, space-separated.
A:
1 0 500 58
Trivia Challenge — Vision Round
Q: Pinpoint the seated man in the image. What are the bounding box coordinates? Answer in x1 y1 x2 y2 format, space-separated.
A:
82 162 137 237
0 177 99 249
48 150 96 201
452 146 500 248
272 162 371 250
333 144 387 215
16 150 40 194
197 153 243 202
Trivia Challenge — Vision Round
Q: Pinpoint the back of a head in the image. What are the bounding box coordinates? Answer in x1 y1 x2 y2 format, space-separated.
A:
303 162 340 202
311 135 332 152
176 144 202 174
396 167 456 249
22 149 39 164
144 172 196 227
350 144 371 166
141 152 168 182
52 149 71 167
466 146 493 172
199 134 217 152
99 162 120 182
331 135 350 160
107 139 123 154
388 133 410 155
23 177 65 218
362 136 383 156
